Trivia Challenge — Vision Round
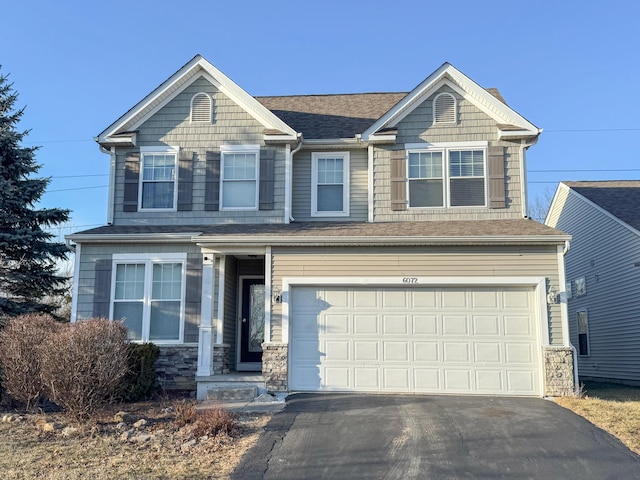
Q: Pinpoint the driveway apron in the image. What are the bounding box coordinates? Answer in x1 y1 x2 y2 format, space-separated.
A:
232 393 640 479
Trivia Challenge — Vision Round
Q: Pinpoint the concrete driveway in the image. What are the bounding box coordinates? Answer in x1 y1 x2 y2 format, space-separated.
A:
232 393 640 479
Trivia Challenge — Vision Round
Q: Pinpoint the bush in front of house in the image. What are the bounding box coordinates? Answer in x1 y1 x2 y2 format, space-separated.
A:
0 313 62 410
117 342 160 402
39 318 129 420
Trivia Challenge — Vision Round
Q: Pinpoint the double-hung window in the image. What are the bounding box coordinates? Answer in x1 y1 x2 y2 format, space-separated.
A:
577 310 590 356
311 152 349 216
221 145 259 210
140 146 178 210
407 142 487 208
111 253 186 344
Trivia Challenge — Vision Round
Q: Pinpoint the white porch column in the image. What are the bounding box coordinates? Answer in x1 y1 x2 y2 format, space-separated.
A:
197 254 216 376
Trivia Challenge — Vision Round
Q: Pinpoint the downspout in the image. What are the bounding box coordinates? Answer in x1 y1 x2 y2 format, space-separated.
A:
287 133 303 223
561 240 580 395
100 145 116 225
519 138 535 218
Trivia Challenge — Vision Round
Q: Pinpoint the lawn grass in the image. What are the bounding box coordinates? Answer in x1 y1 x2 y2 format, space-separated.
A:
0 398 270 480
554 381 640 454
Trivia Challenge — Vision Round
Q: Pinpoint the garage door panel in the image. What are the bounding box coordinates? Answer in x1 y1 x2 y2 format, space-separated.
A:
290 285 540 396
473 316 500 335
354 368 379 389
442 290 467 308
354 315 378 334
504 315 533 336
354 341 379 361
474 342 502 363
383 315 408 334
325 341 350 361
383 341 409 361
505 343 534 364
383 368 410 389
413 315 438 334
444 369 472 391
414 341 439 362
443 315 469 335
444 342 471 362
476 370 503 391
414 369 440 390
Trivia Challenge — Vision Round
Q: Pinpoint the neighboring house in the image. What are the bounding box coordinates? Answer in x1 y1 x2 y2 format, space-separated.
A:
67 55 575 399
546 181 640 385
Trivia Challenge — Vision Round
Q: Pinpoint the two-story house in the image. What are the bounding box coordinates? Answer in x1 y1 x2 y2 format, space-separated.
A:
68 55 575 399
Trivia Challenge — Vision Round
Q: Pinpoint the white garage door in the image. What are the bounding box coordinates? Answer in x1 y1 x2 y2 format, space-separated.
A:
289 286 540 395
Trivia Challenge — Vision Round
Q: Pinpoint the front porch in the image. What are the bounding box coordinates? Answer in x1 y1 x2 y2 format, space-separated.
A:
195 250 276 400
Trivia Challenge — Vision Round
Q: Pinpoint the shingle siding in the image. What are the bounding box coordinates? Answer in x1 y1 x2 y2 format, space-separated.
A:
373 87 524 222
548 189 640 382
112 77 286 225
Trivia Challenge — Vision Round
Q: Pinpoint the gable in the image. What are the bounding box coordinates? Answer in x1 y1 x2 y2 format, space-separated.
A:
362 63 539 141
97 55 297 146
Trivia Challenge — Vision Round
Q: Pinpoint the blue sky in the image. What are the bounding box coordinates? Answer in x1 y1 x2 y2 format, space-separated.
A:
2 0 639 235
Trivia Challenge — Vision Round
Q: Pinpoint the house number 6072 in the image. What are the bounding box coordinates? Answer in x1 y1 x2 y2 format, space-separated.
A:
402 277 418 284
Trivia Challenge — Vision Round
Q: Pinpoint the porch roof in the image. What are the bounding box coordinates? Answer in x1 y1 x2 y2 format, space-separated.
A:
69 220 570 246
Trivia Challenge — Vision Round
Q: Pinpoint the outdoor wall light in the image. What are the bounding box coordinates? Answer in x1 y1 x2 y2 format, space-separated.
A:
546 288 559 305
272 285 282 303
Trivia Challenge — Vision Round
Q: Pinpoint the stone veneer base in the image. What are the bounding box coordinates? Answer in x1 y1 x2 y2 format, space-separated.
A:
262 343 288 392
543 346 576 397
156 346 198 391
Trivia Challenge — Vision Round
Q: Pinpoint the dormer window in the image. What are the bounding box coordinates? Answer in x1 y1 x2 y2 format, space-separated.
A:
191 93 212 123
434 93 456 124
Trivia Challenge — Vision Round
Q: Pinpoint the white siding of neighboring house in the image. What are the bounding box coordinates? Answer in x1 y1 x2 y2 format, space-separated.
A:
547 188 640 382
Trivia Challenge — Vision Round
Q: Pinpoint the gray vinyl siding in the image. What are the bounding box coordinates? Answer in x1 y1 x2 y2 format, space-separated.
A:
292 148 368 222
548 190 640 382
373 86 524 222
75 243 201 344
112 76 286 225
223 256 238 370
269 245 562 345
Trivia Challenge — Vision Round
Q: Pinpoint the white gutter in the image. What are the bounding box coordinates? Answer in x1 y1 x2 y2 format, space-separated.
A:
67 232 202 243
194 234 571 247
287 133 303 223
301 138 363 147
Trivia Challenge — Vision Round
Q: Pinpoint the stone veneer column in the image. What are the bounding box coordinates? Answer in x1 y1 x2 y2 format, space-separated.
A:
543 346 575 396
262 343 288 392
156 346 199 391
212 344 230 375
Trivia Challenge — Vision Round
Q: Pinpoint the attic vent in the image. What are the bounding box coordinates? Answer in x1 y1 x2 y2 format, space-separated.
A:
434 93 456 124
191 93 212 123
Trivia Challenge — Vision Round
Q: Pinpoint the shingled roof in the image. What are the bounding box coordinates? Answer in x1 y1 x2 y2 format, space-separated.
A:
71 219 568 244
256 93 407 139
564 181 640 231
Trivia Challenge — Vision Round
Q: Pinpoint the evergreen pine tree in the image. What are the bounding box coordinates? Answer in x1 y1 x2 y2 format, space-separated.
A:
0 68 70 318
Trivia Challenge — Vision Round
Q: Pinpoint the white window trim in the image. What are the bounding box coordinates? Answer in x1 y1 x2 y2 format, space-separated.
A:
190 92 212 123
109 253 187 345
433 92 457 124
138 146 179 212
220 144 260 211
311 151 350 217
576 308 590 357
406 142 488 209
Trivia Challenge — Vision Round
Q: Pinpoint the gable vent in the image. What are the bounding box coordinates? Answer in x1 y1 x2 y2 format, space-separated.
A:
434 93 456 124
191 93 212 123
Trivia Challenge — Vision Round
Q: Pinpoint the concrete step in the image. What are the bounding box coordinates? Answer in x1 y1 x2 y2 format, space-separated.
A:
206 385 258 403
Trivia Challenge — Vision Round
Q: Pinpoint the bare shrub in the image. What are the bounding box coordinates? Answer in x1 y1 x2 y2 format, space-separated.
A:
192 407 237 438
174 399 198 427
0 313 61 410
39 319 129 420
